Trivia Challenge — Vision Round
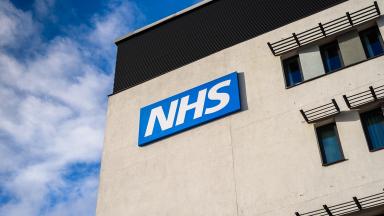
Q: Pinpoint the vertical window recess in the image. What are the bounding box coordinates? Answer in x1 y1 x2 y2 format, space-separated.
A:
320 41 344 73
283 56 303 87
360 26 384 58
316 123 345 165
360 108 384 151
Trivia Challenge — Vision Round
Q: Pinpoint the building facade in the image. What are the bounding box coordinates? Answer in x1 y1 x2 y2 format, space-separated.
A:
97 0 384 215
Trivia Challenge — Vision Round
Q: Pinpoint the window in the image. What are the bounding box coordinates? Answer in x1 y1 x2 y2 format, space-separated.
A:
320 41 344 73
359 26 384 58
316 123 345 165
283 56 303 87
360 108 384 151
281 26 383 89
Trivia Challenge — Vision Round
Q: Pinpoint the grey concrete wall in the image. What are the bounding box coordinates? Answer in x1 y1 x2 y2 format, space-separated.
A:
338 30 367 66
299 45 325 80
377 16 384 40
97 1 384 216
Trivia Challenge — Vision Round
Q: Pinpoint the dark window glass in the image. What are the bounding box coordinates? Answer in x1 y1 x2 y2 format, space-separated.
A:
283 56 303 87
360 108 384 151
316 123 344 165
360 26 384 58
320 41 343 73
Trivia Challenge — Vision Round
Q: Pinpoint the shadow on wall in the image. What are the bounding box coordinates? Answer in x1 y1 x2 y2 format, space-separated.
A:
336 111 361 122
238 72 249 111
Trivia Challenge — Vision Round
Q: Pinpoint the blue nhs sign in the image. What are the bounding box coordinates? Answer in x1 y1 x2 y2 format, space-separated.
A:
138 72 241 147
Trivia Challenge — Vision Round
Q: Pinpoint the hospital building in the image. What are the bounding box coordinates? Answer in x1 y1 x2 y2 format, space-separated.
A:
97 0 384 215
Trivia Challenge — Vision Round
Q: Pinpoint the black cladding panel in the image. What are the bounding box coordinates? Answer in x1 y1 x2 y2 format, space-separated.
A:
113 0 347 94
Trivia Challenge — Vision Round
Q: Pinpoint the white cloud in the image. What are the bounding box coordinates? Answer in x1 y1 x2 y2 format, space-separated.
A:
0 0 138 215
42 177 99 216
89 1 136 47
0 1 36 48
34 0 55 18
86 1 140 70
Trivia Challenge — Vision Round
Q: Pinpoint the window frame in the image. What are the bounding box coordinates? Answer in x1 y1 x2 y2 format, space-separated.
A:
359 25 384 59
282 55 304 88
359 107 384 152
320 40 344 73
315 122 346 166
283 25 384 90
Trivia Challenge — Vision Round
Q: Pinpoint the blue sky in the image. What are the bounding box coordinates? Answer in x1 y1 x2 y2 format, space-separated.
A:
10 0 199 41
0 0 198 215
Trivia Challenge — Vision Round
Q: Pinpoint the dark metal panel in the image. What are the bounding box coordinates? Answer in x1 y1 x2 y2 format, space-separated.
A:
113 0 348 94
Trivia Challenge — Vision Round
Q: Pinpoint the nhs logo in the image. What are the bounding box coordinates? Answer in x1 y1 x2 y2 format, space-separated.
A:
138 72 241 147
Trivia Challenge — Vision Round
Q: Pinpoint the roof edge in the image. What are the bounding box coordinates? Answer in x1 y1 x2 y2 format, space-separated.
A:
114 0 215 44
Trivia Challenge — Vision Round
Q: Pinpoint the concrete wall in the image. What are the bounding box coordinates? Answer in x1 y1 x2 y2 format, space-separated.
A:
97 0 384 215
299 46 325 80
338 30 366 66
377 16 384 40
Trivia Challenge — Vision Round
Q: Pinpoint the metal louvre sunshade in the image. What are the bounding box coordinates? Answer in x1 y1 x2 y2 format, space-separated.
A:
300 99 341 123
268 1 381 56
295 189 384 216
343 85 384 109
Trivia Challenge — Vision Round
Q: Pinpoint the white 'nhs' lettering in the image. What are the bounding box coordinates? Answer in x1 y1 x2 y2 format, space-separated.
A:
144 80 231 137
